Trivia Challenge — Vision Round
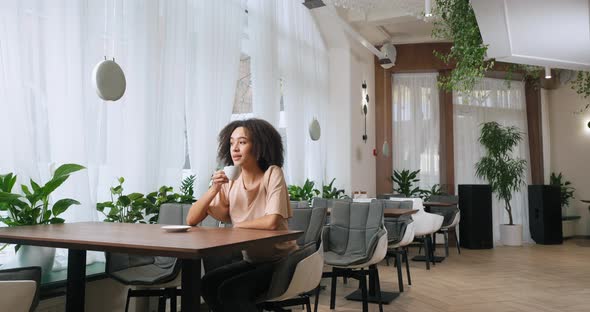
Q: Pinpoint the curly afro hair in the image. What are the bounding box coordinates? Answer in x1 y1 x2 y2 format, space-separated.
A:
217 118 284 171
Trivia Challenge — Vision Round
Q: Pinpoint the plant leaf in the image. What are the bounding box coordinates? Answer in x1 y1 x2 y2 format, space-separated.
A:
52 198 80 216
53 164 85 179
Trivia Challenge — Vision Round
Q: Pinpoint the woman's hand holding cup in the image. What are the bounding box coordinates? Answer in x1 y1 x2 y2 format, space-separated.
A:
211 170 229 192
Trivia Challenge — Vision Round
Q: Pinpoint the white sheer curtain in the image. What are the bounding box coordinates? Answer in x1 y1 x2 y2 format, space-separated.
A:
0 0 225 266
249 0 280 127
392 73 440 189
453 78 532 245
276 0 329 186
185 0 244 196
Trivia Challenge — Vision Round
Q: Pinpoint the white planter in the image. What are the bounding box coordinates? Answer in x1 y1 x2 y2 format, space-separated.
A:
500 224 522 246
16 245 56 274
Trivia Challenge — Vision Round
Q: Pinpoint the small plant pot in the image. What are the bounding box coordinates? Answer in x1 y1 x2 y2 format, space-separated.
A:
500 224 522 246
16 245 56 275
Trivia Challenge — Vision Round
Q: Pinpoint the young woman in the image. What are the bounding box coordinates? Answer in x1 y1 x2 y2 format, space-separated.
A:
186 118 297 312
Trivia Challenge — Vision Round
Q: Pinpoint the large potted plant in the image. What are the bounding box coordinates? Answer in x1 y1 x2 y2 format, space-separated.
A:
0 164 85 273
475 122 527 246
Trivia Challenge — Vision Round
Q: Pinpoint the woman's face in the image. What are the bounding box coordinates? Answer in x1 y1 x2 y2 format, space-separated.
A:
230 126 255 168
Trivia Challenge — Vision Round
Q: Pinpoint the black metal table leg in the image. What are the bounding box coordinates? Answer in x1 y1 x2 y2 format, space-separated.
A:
345 265 399 304
181 258 202 312
66 249 87 312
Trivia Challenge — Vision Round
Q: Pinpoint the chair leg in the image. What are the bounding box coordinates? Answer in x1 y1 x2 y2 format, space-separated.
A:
305 296 312 312
314 286 320 312
330 268 337 309
359 269 369 312
385 256 390 266
433 232 437 253
403 248 412 285
444 231 449 257
124 289 132 312
157 296 166 312
395 252 403 292
429 235 436 266
371 265 384 312
455 229 461 254
169 288 177 312
423 236 430 270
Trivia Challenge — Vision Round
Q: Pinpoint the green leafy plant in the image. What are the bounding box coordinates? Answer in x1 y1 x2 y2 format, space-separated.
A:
475 122 527 225
550 172 575 210
288 179 320 202
178 175 196 203
97 177 153 224
432 0 494 93
391 169 423 198
322 178 346 199
423 184 445 201
0 164 85 227
97 175 197 224
0 164 85 251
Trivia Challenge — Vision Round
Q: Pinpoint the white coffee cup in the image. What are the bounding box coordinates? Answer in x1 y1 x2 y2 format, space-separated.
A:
223 165 241 181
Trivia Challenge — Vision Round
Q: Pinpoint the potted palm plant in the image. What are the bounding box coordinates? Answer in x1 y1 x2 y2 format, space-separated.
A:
475 122 527 246
0 163 85 273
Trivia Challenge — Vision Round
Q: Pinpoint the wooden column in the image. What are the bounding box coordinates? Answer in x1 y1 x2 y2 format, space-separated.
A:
439 70 455 195
525 80 545 184
375 62 393 194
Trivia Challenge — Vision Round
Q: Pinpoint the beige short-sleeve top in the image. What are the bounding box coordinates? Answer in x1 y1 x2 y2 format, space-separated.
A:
209 165 298 263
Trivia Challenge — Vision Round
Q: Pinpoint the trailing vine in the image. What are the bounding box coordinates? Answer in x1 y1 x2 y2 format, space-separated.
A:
571 71 590 113
432 0 590 113
432 0 493 93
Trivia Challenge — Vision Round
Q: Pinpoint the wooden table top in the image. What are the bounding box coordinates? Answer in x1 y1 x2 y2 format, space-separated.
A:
423 201 456 207
0 222 302 259
327 208 417 217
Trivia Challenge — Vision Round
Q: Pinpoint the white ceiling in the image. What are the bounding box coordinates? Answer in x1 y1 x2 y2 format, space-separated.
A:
334 2 446 45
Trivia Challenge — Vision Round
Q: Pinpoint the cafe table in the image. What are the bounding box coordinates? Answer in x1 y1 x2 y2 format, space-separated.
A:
0 222 301 312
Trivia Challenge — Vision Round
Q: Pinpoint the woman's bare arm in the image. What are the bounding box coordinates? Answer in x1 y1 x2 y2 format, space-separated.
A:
233 214 283 230
186 171 231 225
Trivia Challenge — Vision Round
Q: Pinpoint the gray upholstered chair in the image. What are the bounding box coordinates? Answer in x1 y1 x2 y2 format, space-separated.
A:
384 215 414 292
428 195 461 256
290 200 310 209
259 199 328 312
322 200 387 312
0 266 41 312
106 203 217 312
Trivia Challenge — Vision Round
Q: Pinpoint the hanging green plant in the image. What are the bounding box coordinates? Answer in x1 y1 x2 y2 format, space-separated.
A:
571 71 590 113
432 0 494 93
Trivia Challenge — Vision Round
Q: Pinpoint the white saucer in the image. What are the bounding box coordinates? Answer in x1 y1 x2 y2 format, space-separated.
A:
161 225 191 232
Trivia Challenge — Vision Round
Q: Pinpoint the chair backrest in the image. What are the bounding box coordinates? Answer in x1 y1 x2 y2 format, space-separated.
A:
326 200 385 257
159 203 220 227
0 266 41 312
387 197 424 210
428 195 459 226
288 201 328 248
264 243 324 302
384 216 413 245
379 199 414 210
290 200 310 209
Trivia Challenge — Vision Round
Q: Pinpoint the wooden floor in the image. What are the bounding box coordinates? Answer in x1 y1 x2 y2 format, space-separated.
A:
314 239 590 312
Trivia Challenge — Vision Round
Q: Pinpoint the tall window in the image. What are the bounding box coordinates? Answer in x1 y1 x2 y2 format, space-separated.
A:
391 73 440 189
453 78 531 244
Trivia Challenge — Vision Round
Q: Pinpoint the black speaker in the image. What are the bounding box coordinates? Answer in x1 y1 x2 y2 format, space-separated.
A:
528 185 562 244
458 184 493 249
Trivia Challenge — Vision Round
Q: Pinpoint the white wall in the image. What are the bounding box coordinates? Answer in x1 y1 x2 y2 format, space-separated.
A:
312 8 377 197
349 43 376 197
547 85 590 235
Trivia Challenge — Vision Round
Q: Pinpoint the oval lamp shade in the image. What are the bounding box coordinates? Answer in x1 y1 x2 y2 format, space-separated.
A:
92 59 126 101
309 118 321 141
382 140 390 157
